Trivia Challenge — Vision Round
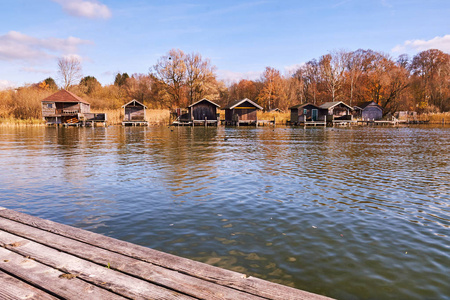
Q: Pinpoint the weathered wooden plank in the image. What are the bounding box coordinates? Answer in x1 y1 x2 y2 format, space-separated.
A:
0 270 58 300
0 217 263 300
0 247 125 300
0 230 195 300
0 209 333 300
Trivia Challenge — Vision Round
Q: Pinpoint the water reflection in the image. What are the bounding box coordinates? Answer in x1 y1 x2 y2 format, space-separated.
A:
0 125 449 299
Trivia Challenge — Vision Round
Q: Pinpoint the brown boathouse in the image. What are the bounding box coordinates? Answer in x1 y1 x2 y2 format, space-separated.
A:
122 99 148 126
223 98 263 126
289 103 325 125
319 101 354 125
41 90 106 126
188 98 220 125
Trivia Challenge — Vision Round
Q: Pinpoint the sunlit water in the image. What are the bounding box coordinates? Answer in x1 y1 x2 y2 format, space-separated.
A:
0 125 449 299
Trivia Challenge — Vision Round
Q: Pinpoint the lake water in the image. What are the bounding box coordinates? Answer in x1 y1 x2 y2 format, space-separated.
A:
0 125 449 299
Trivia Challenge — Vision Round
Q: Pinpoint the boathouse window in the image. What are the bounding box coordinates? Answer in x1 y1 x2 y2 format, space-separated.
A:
47 103 53 108
304 109 308 114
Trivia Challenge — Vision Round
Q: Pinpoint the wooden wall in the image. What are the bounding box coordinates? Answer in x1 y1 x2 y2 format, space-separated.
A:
290 108 299 123
191 102 217 120
41 102 56 117
224 108 257 121
362 106 383 120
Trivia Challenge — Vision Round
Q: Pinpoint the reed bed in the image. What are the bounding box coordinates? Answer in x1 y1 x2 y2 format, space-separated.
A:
91 108 171 125
0 117 45 126
257 111 290 125
424 112 450 124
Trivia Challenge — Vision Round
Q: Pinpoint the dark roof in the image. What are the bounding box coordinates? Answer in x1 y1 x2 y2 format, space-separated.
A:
289 103 320 110
122 99 147 108
223 98 263 110
188 98 220 108
41 90 90 105
354 101 382 110
319 101 353 110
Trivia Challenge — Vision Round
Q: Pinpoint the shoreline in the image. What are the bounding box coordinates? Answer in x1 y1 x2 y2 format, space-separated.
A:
0 111 448 127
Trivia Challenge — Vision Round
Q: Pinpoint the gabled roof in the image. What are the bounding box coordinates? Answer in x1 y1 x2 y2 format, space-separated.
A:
223 98 263 110
41 90 90 105
122 99 147 108
319 101 353 110
354 101 382 110
289 103 320 110
188 98 220 108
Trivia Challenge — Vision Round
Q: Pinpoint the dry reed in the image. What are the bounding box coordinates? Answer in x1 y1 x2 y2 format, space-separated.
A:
424 112 450 124
91 108 171 125
257 111 290 124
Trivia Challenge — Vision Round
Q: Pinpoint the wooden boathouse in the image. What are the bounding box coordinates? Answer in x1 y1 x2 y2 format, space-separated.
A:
122 99 148 126
289 103 326 126
319 101 354 125
172 99 220 126
0 207 333 299
353 101 383 121
41 90 106 126
223 98 263 126
189 98 220 126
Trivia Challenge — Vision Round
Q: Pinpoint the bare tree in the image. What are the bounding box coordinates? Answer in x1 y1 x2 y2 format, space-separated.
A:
58 56 82 90
319 50 347 102
152 49 187 107
185 52 217 105
346 50 365 106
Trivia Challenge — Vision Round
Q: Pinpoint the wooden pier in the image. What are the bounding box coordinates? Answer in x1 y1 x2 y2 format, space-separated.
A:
122 121 149 126
0 207 332 300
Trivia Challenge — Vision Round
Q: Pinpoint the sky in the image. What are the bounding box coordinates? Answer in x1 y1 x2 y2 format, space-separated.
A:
0 0 449 89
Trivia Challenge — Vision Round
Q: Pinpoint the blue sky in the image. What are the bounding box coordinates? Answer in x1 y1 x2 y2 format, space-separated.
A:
1 0 449 89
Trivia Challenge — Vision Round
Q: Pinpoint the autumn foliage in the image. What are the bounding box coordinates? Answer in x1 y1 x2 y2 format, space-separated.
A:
0 48 449 123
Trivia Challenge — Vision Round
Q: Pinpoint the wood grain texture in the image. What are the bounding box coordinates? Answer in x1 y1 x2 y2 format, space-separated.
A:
0 247 125 300
0 230 194 300
0 208 333 300
0 217 262 300
0 270 58 300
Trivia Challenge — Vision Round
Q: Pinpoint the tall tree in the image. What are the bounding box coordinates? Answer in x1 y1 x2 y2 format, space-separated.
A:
410 49 450 111
185 52 217 105
39 77 58 90
152 49 187 107
114 73 129 87
319 51 347 102
57 56 82 90
345 49 366 106
124 73 154 104
257 67 284 110
294 60 319 104
79 76 101 95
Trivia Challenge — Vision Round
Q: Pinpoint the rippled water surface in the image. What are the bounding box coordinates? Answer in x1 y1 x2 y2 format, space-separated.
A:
0 125 449 299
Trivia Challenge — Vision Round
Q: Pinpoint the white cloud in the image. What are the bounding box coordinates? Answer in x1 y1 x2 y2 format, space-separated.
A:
0 31 92 62
284 63 304 75
217 70 262 84
0 80 16 90
53 0 112 19
392 35 450 53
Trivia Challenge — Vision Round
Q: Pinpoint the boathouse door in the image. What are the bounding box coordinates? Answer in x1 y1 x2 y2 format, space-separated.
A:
312 109 318 121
